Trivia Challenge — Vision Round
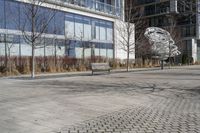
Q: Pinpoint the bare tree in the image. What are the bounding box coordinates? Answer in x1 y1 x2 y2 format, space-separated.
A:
116 0 146 71
20 0 56 78
7 35 15 74
164 13 182 66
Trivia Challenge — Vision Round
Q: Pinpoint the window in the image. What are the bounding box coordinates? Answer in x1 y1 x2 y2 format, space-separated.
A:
5 1 20 30
145 5 155 16
106 22 113 41
20 3 32 31
99 43 107 57
43 7 55 34
83 16 91 40
74 14 83 38
94 19 100 40
55 12 65 35
65 13 75 38
99 20 106 40
0 0 4 28
181 25 196 37
107 43 113 58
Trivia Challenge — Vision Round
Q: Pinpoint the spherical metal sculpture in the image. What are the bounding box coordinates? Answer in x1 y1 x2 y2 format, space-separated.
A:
144 27 181 60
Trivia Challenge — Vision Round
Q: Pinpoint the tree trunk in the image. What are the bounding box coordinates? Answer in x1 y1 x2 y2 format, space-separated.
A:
8 48 11 75
127 48 129 72
3 1 7 70
44 41 46 72
4 35 8 69
31 44 35 78
82 47 85 64
54 39 57 67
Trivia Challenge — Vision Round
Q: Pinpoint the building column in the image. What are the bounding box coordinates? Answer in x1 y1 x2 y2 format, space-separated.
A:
192 38 197 63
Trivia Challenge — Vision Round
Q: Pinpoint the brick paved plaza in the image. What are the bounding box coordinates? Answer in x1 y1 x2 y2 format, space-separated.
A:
0 66 200 133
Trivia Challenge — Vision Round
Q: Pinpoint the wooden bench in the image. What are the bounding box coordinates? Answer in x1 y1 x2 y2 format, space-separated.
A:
91 63 111 75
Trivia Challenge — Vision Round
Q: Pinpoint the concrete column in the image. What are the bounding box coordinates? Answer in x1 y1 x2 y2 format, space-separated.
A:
192 38 197 62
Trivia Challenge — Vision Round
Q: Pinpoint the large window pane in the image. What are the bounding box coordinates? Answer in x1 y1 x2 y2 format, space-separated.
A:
83 16 91 40
5 1 20 30
107 43 113 58
55 39 65 56
106 22 113 41
20 3 31 31
44 7 55 34
0 0 4 28
20 36 32 56
74 14 83 38
94 20 100 40
65 13 75 38
99 43 107 57
55 12 65 35
99 20 106 40
45 38 54 56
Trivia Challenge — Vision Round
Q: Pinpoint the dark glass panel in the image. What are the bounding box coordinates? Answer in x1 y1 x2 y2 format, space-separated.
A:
5 1 20 30
0 0 4 28
54 11 65 35
20 3 31 31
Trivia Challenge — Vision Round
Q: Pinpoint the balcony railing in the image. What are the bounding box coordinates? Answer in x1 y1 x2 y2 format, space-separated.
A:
49 0 122 17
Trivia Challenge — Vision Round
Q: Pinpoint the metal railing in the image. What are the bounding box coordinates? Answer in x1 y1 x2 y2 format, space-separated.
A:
51 0 122 17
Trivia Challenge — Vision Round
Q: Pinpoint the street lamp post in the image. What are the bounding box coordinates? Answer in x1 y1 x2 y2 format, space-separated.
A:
91 44 95 63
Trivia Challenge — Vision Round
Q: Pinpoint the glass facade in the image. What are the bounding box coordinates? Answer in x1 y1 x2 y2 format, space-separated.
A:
51 0 122 17
0 0 114 59
131 0 197 38
197 41 200 61
0 0 4 28
136 0 156 5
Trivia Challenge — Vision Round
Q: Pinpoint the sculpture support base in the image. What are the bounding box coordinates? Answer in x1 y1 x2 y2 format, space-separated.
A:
161 60 164 70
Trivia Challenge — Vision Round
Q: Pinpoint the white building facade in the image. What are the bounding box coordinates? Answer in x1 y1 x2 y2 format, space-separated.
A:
0 0 134 61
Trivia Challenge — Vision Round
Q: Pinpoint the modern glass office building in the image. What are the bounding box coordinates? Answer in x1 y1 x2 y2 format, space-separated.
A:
127 0 200 63
0 0 126 60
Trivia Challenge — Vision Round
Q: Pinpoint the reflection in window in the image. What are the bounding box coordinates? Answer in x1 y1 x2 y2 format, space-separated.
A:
0 1 114 58
44 8 55 34
0 1 4 28
5 1 20 30
99 20 106 40
55 12 65 35
83 16 91 40
65 13 75 38
20 3 32 32
106 22 113 41
94 20 100 40
74 14 83 38
100 43 107 57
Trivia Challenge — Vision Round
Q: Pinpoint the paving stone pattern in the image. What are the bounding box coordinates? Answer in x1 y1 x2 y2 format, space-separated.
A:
1 66 200 133
64 96 200 133
62 67 200 133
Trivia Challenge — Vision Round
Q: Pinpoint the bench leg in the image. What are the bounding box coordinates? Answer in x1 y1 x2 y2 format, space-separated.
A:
108 70 110 74
92 71 94 75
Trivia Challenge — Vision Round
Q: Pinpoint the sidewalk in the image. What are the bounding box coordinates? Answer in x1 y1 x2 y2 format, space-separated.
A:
4 67 161 79
4 65 199 79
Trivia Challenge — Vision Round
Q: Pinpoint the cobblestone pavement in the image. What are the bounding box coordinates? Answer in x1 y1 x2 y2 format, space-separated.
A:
64 98 200 133
61 67 200 133
0 66 200 133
